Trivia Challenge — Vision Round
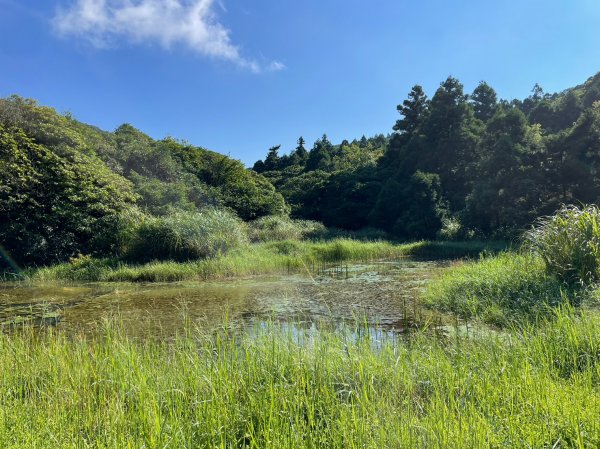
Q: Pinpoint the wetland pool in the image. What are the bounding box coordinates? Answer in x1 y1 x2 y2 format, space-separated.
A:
0 259 449 337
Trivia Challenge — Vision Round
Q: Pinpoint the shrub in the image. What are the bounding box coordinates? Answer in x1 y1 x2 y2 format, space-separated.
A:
437 217 463 241
247 216 326 242
134 209 247 260
0 126 137 266
105 208 248 262
524 204 600 285
92 207 149 257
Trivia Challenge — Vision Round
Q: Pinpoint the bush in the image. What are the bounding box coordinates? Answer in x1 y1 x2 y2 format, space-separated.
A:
91 207 149 257
524 204 600 285
437 217 463 240
98 208 248 262
0 126 137 266
247 216 326 242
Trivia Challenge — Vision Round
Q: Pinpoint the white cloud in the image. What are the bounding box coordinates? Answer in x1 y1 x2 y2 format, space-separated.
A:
53 0 284 72
266 61 286 72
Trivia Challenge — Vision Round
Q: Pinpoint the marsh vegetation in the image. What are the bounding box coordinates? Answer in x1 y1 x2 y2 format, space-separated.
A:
1 307 600 448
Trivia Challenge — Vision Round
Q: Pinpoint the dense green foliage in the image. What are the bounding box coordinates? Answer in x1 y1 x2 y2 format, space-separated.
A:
246 215 327 242
254 73 600 239
3 72 600 269
525 204 600 285
101 208 248 262
2 309 600 448
424 205 600 326
0 125 136 266
0 96 285 267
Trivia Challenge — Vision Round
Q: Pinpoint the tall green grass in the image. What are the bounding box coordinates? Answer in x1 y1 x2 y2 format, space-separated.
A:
422 252 572 326
25 239 501 283
425 205 600 325
128 209 248 261
247 216 326 242
1 310 599 448
525 204 600 285
94 207 248 262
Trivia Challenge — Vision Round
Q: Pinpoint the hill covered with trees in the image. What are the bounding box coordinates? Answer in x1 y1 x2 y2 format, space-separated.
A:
253 72 600 239
2 72 600 269
0 96 286 267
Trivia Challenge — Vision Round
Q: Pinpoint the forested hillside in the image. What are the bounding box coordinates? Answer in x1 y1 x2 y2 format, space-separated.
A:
2 72 600 268
0 96 285 266
253 72 600 239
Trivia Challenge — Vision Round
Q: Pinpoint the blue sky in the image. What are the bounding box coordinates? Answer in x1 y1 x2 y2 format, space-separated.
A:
1 0 600 165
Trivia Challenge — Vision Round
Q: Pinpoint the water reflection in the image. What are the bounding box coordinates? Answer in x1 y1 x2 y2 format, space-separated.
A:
0 260 447 337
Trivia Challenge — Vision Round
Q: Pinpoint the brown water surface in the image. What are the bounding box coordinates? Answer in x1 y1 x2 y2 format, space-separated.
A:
0 259 448 337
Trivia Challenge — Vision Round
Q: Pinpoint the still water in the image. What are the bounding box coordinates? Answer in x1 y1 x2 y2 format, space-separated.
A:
0 260 448 337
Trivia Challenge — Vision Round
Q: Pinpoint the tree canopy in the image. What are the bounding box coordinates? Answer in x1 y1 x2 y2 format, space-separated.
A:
252 72 600 239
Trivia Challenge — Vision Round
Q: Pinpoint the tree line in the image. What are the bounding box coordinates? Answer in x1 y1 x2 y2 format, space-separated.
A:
252 72 600 239
2 71 600 268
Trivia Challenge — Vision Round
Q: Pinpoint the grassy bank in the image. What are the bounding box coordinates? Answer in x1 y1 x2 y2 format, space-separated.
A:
1 310 599 448
422 206 600 326
23 239 502 283
422 252 574 326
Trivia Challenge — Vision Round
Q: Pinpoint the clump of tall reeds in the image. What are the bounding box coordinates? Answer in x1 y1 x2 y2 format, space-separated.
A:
247 216 326 242
524 204 600 285
96 208 248 262
422 252 568 326
425 205 600 325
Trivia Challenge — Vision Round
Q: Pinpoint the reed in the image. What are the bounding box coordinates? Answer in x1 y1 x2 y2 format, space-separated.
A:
524 204 600 285
422 252 573 326
1 309 599 448
24 239 500 283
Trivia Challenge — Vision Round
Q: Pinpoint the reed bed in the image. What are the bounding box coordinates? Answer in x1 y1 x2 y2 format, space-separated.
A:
422 252 576 326
1 309 599 448
525 204 600 285
24 239 499 283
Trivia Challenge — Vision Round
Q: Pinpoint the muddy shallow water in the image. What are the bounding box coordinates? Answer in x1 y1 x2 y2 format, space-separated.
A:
0 259 449 337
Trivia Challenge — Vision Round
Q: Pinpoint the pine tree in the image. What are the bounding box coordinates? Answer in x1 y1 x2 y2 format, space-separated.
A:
393 85 429 135
306 135 333 171
263 145 281 171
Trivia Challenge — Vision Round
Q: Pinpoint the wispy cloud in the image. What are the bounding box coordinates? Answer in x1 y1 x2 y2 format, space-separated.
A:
53 0 284 73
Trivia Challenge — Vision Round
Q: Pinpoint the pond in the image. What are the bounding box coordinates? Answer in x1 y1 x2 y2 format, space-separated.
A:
0 259 449 337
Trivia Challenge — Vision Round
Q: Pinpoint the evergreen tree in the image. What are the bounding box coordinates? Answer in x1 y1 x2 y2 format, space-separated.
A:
264 145 281 171
421 76 480 210
470 81 498 122
465 108 542 233
393 85 429 135
383 85 429 172
293 136 308 164
253 159 266 173
306 135 333 171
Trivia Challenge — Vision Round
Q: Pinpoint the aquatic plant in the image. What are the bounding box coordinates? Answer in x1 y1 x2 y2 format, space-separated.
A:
25 239 501 283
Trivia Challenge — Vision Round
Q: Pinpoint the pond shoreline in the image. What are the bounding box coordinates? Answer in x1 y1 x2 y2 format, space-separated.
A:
9 239 506 284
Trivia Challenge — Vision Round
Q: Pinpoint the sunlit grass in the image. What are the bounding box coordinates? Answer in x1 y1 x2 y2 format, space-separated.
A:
422 252 581 326
24 239 502 283
525 204 600 285
1 309 599 448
